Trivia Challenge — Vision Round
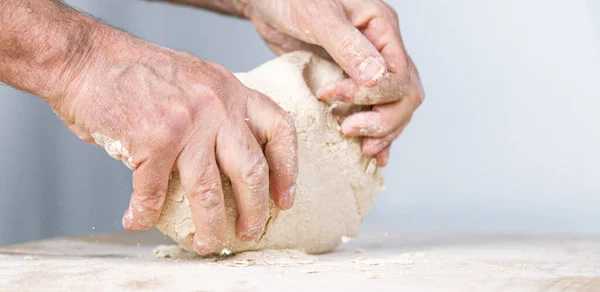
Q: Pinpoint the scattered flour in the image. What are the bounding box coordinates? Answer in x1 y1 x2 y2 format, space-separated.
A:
153 245 196 259
91 133 135 169
341 236 352 244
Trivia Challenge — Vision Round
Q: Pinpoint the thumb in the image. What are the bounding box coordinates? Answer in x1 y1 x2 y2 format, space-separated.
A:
311 17 388 87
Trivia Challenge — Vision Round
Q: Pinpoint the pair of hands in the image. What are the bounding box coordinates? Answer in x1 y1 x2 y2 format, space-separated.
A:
60 0 424 255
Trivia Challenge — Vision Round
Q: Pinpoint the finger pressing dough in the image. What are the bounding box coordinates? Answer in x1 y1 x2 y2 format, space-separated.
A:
156 51 385 254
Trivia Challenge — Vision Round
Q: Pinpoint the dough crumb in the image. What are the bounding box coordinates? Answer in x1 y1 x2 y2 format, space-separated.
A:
153 245 196 259
364 159 378 175
91 133 135 170
400 251 427 258
226 260 252 267
23 256 37 261
341 236 352 244
327 103 338 112
220 248 232 256
226 249 316 266
353 257 415 266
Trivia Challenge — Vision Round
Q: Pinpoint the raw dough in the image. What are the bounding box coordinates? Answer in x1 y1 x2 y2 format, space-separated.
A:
156 51 384 254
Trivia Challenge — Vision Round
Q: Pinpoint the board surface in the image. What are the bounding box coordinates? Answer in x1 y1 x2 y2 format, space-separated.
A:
1 229 599 291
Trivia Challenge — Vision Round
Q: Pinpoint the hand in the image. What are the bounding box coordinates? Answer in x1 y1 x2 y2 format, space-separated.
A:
245 0 424 166
58 28 298 255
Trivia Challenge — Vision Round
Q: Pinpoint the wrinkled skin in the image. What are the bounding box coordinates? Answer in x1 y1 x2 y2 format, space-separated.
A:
61 29 298 255
246 0 425 166
1 0 422 256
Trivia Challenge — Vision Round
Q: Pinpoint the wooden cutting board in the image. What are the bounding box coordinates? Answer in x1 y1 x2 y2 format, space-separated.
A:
1 228 599 291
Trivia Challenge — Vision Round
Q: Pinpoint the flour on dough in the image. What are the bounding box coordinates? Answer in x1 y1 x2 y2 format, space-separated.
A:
155 51 385 254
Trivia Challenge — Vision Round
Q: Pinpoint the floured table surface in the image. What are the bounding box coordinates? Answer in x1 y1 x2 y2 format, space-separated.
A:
1 229 599 292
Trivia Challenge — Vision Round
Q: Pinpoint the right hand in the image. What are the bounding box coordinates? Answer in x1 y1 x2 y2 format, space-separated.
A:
244 0 424 167
56 28 298 255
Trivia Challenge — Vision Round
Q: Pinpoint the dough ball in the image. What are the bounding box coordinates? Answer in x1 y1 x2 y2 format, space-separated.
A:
155 52 384 254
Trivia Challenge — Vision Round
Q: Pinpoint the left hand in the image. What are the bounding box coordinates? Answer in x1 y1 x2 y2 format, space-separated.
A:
245 0 425 166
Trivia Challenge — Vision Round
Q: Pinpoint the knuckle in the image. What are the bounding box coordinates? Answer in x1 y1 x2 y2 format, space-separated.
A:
133 110 192 158
133 193 164 214
190 168 224 209
241 158 269 191
203 88 228 114
197 184 223 209
206 62 237 85
143 124 182 153
413 87 425 106
276 112 297 136
165 105 194 132
338 34 360 55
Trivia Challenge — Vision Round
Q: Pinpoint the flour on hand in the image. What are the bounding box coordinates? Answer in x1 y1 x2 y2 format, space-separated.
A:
156 52 385 254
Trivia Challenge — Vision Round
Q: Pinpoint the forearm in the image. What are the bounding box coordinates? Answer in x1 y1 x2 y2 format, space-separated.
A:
0 0 101 110
150 0 250 18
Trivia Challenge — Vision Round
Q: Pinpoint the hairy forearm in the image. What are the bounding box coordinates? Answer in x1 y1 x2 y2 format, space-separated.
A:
0 0 101 109
150 0 250 18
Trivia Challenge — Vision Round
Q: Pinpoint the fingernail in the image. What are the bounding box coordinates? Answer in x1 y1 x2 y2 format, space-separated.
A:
282 185 296 210
358 56 386 86
122 207 134 230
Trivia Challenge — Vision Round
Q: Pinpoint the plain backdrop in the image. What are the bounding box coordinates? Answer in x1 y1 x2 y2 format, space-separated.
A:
0 0 598 245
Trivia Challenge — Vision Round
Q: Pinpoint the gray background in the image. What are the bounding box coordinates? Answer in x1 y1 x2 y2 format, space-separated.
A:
0 0 598 245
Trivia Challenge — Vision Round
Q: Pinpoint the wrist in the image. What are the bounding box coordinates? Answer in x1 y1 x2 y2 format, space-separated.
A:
49 19 108 118
0 3 105 116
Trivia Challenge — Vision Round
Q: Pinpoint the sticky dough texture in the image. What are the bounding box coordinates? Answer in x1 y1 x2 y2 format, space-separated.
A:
156 52 384 254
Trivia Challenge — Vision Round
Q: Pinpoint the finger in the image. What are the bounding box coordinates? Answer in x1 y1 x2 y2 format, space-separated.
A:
246 92 298 211
343 0 409 74
310 8 389 87
341 98 414 137
317 74 408 105
361 81 422 156
316 7 413 105
340 111 387 137
122 154 174 231
176 140 227 255
375 145 391 167
362 122 406 156
359 10 408 74
216 125 270 241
